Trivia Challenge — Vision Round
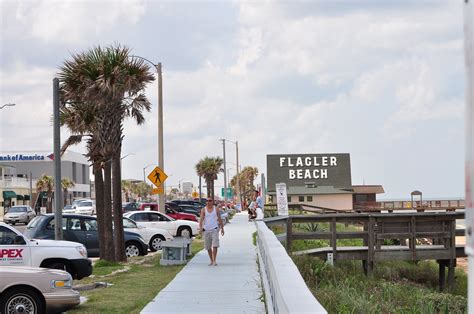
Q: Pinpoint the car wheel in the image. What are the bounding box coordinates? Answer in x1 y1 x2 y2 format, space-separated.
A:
46 261 73 277
178 227 192 238
125 242 141 257
11 222 15 226
149 235 166 252
1 287 44 314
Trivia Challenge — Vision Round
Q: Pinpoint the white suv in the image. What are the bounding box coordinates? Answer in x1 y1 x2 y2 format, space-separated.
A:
74 200 96 215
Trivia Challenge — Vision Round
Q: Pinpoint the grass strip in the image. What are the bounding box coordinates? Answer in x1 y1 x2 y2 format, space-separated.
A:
71 240 204 313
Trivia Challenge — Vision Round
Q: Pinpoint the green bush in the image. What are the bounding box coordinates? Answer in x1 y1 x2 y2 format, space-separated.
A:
292 257 467 314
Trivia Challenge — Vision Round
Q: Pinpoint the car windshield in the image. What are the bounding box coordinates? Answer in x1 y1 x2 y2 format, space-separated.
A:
7 207 27 213
78 201 92 207
64 205 74 209
26 216 41 229
122 218 137 228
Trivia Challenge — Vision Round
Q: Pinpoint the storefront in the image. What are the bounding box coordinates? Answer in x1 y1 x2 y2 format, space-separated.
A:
0 151 91 214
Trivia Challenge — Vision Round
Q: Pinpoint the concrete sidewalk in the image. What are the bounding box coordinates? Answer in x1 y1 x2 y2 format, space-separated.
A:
141 212 266 313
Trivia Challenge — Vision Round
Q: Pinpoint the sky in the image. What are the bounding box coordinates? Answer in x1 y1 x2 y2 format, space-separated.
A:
0 0 467 199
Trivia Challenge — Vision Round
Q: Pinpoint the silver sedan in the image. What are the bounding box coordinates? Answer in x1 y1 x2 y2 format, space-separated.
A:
3 206 36 225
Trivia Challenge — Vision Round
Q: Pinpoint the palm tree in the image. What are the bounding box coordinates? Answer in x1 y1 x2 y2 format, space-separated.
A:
121 180 133 202
59 44 155 262
195 157 224 201
36 174 54 213
61 177 75 206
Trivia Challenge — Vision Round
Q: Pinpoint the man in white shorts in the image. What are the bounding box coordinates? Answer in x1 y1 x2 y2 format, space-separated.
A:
199 198 225 266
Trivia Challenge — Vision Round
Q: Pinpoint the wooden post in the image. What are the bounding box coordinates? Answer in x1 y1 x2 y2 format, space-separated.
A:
367 216 375 275
448 259 456 291
439 260 446 292
286 217 292 251
331 217 337 262
410 216 416 260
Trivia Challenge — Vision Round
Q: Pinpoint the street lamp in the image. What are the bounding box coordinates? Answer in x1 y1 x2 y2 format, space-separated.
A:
220 139 240 206
143 164 153 183
0 103 15 109
130 55 165 212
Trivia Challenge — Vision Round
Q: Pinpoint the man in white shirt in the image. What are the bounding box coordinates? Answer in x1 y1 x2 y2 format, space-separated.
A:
199 199 225 266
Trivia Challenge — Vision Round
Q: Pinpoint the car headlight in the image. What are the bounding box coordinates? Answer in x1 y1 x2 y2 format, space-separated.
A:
51 278 72 289
76 246 88 258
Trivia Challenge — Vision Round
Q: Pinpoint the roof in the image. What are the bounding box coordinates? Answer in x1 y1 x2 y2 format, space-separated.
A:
352 185 385 194
269 186 353 195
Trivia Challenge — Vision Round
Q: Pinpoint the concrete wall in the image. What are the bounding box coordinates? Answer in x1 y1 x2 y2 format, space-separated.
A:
255 220 327 314
287 193 353 210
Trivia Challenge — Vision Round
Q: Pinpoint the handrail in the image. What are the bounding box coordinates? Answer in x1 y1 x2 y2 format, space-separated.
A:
255 220 327 313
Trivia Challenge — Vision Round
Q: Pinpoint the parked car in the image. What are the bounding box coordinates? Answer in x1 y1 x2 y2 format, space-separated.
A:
166 202 199 217
0 222 91 279
122 217 173 251
171 200 205 209
63 204 76 214
24 214 148 258
165 205 198 222
75 200 96 215
138 202 159 211
124 211 199 238
0 266 80 313
3 206 36 225
177 204 201 217
122 202 139 212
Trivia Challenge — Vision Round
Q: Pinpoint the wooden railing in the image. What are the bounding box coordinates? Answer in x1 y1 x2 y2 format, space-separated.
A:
264 212 465 291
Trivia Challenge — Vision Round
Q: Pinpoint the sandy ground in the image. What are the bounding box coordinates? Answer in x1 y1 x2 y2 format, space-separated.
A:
456 236 468 273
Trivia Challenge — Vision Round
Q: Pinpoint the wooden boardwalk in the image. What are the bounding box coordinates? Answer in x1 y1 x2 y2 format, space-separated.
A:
265 211 466 291
141 213 265 313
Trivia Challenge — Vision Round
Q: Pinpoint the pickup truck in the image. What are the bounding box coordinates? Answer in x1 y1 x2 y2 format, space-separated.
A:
0 222 92 279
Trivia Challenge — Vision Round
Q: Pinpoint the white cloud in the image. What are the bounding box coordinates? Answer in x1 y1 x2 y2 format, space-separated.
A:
0 0 465 198
9 0 145 44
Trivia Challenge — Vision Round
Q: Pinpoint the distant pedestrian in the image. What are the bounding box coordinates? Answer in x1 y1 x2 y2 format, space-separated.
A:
199 199 225 266
255 190 264 211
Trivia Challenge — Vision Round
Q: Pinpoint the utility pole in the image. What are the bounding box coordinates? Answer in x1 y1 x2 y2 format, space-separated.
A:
157 63 165 213
199 175 202 200
220 139 227 203
464 0 473 311
53 78 63 240
236 141 241 206
29 171 32 209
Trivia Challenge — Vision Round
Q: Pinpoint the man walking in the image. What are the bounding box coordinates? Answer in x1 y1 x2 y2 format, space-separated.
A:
199 198 225 266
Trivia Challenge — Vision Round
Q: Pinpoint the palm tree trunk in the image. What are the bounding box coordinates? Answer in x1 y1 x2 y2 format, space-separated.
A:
112 152 126 261
47 191 53 213
63 188 67 207
103 161 116 261
206 178 212 201
94 165 108 260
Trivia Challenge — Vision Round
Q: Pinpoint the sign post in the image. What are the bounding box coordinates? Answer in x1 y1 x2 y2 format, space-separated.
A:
275 183 288 216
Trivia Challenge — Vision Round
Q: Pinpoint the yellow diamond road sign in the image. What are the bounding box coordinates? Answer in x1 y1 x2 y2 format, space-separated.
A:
147 166 168 188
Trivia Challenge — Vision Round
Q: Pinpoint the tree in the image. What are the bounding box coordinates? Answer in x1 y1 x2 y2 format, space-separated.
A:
59 44 155 261
61 177 75 206
121 180 133 202
195 157 223 201
36 174 54 213
229 166 259 201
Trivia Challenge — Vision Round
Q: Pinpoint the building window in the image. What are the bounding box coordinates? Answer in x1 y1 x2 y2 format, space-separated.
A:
287 196 291 203
298 196 304 202
72 162 77 181
307 196 313 202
